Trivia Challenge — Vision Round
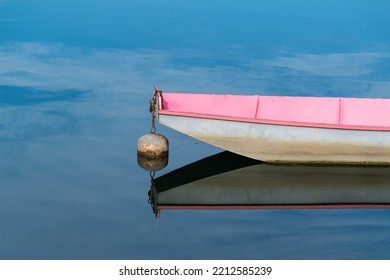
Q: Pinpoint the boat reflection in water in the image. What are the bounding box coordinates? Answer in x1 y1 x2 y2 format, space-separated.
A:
148 152 390 218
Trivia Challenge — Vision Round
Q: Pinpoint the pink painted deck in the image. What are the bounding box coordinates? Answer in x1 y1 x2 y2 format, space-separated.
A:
159 92 390 131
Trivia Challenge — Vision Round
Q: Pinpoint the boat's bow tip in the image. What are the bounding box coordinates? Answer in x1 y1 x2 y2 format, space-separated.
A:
154 84 161 92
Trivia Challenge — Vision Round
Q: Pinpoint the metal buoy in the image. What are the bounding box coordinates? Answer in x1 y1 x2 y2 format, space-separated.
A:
137 85 169 171
137 133 169 159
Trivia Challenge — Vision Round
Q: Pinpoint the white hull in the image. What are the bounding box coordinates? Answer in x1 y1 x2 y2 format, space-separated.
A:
159 114 390 165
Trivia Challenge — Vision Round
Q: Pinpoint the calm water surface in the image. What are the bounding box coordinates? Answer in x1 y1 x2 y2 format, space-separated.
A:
1 0 390 259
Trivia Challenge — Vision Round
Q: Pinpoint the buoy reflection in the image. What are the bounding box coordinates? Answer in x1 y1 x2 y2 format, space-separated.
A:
137 154 168 172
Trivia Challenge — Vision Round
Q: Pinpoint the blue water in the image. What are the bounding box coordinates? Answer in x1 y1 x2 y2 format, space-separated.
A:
1 0 390 259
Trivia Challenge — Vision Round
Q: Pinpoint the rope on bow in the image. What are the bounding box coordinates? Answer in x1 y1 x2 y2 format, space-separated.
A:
149 85 162 134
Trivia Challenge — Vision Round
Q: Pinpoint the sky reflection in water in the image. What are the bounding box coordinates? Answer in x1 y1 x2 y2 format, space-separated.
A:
1 0 390 259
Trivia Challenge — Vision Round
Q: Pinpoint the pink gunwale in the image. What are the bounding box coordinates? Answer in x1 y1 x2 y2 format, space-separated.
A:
159 92 390 131
157 204 390 210
155 204 390 217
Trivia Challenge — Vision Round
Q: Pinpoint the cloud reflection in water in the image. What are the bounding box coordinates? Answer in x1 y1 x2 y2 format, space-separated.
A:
0 42 389 98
